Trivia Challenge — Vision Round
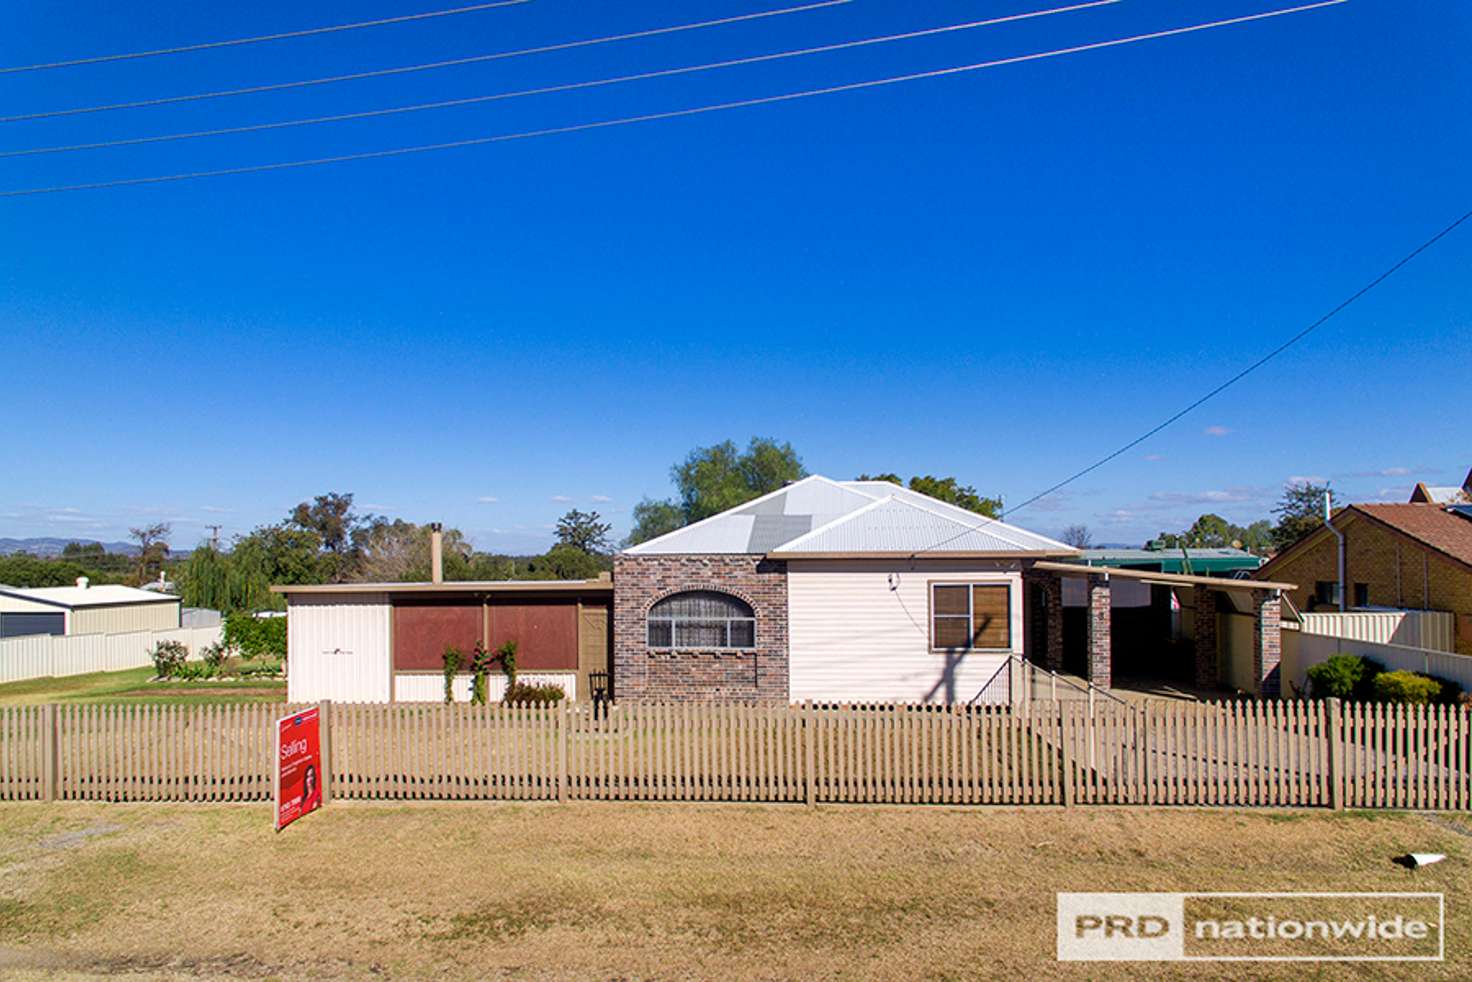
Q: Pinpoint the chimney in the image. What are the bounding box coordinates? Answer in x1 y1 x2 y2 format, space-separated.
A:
430 523 444 584
76 576 89 590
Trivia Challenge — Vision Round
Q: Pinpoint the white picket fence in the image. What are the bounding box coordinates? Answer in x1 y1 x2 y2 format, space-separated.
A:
0 626 223 685
1283 629 1472 696
1298 610 1455 653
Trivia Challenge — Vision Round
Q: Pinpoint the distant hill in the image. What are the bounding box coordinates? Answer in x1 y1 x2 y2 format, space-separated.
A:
0 537 140 557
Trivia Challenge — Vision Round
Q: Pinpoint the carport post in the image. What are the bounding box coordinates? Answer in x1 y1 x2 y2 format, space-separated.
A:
319 700 333 806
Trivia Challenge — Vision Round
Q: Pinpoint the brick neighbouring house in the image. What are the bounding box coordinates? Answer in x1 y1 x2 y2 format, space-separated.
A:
1255 501 1472 655
612 475 1085 704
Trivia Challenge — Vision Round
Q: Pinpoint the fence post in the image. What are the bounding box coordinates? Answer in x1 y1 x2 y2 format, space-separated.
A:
318 700 333 806
1326 697 1343 811
1059 702 1074 807
804 701 816 808
557 702 568 804
42 704 58 802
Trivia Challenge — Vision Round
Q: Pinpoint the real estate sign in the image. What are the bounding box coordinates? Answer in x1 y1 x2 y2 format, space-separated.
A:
274 707 323 831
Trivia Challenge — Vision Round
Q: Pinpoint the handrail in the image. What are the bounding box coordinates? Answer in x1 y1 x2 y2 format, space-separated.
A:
969 656 1014 705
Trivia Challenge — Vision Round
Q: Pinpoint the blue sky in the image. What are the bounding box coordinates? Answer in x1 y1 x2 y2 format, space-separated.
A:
2 0 1469 553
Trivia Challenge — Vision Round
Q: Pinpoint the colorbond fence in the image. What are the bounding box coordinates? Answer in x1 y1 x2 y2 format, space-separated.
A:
1 700 1469 810
0 625 222 685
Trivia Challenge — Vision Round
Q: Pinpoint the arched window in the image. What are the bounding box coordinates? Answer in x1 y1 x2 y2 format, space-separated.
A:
647 590 756 650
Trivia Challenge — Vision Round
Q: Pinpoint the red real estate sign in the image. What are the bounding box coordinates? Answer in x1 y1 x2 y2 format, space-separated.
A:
274 707 323 831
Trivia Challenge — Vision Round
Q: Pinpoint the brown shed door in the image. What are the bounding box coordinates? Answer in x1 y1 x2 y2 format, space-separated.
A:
488 602 578 671
393 602 483 671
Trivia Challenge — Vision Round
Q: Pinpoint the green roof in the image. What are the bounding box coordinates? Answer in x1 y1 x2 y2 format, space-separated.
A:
1071 548 1263 575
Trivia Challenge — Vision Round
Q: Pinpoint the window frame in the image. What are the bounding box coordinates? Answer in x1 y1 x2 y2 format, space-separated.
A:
928 580 1014 653
646 590 757 652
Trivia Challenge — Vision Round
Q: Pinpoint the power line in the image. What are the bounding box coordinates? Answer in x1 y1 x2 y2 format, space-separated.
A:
0 1 532 75
909 205 1472 557
0 1 1121 159
0 1 851 124
0 1 1345 199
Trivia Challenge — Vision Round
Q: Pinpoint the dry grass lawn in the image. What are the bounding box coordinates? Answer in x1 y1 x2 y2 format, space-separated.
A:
0 802 1468 980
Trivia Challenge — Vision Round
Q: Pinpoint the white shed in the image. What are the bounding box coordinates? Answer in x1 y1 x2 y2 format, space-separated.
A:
0 578 181 637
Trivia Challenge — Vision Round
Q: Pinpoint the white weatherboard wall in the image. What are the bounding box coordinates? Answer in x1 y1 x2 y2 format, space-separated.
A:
786 559 1023 704
0 625 221 685
287 595 391 703
393 672 579 703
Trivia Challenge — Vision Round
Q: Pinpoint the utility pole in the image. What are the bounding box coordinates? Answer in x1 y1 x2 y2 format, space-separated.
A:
205 525 222 550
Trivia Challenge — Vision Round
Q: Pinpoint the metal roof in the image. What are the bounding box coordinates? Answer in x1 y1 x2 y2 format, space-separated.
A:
1077 547 1263 574
272 578 612 596
0 584 180 609
624 475 1074 557
1031 560 1296 592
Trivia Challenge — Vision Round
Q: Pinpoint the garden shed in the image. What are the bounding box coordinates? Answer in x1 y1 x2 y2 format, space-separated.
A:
0 578 181 638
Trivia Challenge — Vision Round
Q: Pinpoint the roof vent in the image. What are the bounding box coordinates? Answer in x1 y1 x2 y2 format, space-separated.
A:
76 576 89 589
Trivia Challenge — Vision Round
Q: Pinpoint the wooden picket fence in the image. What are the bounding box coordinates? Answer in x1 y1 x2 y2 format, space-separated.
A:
1 699 1470 810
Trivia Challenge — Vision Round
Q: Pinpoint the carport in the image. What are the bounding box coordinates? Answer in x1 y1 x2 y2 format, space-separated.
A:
1022 561 1298 698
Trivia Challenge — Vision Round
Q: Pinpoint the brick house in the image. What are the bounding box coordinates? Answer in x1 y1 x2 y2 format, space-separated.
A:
614 476 1077 703
1254 502 1472 655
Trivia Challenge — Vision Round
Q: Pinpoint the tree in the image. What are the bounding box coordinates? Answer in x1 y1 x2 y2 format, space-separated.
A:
1060 524 1094 548
674 438 806 522
626 437 806 545
626 499 686 547
129 523 171 584
1238 520 1274 556
290 492 366 557
527 543 606 580
857 473 1003 518
1272 481 1332 552
0 554 91 588
1182 513 1235 548
554 509 613 555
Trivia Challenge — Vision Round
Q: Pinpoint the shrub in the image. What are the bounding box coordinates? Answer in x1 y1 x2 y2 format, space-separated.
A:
1306 654 1380 700
222 612 287 660
200 641 230 674
173 660 209 681
1371 671 1442 706
150 640 188 679
442 646 464 704
503 682 565 706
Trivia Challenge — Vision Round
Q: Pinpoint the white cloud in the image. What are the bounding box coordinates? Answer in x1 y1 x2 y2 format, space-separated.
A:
1147 489 1257 505
551 495 572 503
1287 475 1326 485
1142 453 1165 462
590 495 612 503
1381 466 1411 477
477 496 499 504
1203 425 1231 438
359 502 394 511
200 505 231 513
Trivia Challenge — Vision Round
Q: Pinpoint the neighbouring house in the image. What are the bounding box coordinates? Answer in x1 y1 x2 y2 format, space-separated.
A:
613 476 1295 702
272 550 612 704
1254 502 1472 655
1409 467 1472 505
0 577 181 639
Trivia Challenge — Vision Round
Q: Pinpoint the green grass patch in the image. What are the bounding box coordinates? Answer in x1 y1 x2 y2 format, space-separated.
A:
0 666 285 707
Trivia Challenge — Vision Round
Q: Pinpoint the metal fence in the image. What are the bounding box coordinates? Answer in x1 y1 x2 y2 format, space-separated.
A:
0 625 222 685
1 699 1468 811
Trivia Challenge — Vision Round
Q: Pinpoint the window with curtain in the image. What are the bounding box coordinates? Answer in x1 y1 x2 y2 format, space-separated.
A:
647 591 756 650
931 582 1011 650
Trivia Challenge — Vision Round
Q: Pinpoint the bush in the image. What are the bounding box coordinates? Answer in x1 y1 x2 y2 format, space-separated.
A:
150 640 188 679
502 682 565 706
1371 671 1442 706
173 660 209 681
223 613 287 660
200 641 230 674
1306 654 1381 700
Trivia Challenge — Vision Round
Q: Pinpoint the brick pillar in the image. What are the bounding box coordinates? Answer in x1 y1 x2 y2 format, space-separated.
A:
1192 585 1219 689
1253 588 1283 699
1025 571 1065 671
1086 574 1111 689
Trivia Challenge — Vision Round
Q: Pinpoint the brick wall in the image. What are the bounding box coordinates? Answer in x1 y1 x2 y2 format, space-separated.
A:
612 554 789 702
1263 513 1472 654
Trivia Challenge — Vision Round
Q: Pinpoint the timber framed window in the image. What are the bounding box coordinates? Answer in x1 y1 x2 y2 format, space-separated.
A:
930 582 1011 651
647 590 756 650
